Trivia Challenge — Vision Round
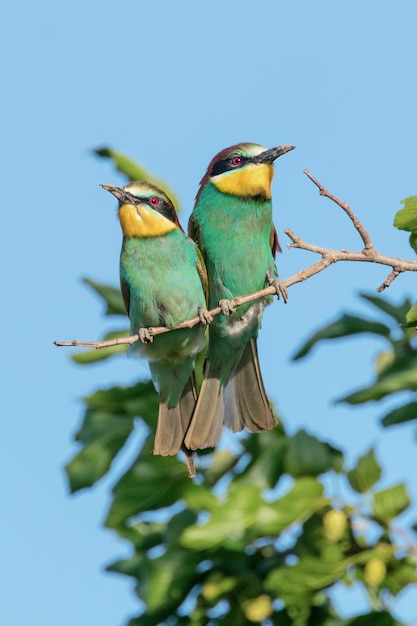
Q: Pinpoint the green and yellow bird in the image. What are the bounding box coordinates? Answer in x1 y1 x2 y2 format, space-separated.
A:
185 142 294 450
101 181 210 476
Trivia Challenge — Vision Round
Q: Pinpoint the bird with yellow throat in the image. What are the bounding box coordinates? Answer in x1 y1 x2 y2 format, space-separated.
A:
102 181 210 476
185 143 294 450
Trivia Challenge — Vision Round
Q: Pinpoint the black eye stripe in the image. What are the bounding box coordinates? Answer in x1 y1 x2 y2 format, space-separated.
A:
150 199 177 223
211 155 249 177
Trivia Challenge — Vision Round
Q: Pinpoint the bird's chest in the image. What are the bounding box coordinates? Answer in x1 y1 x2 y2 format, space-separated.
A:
200 208 273 298
120 237 203 328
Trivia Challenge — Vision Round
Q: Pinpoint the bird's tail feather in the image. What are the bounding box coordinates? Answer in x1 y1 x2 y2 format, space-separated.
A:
153 376 198 476
224 338 277 433
183 338 276 452
184 364 224 450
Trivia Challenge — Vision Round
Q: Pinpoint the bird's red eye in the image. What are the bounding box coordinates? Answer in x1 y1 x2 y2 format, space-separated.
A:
231 155 242 167
149 196 159 206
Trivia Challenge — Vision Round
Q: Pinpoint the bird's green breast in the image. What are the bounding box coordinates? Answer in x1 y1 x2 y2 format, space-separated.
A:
193 182 277 308
120 230 206 360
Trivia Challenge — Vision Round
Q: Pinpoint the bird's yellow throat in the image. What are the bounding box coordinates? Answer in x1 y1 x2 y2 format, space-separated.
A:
211 163 274 199
118 203 177 238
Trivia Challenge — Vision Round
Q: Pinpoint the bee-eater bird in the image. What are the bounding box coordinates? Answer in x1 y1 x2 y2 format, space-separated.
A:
101 181 210 476
185 143 294 450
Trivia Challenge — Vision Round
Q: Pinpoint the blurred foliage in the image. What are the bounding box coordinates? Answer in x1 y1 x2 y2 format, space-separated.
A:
393 195 417 326
65 152 417 625
393 196 417 253
294 292 417 429
94 147 180 210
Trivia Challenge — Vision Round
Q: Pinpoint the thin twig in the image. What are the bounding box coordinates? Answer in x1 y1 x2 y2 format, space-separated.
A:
54 171 417 350
304 169 374 251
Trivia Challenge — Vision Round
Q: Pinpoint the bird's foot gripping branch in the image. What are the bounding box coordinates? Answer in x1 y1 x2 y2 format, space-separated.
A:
266 273 289 303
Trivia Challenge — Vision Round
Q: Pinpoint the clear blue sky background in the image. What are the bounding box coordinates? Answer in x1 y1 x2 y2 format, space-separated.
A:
1 1 416 624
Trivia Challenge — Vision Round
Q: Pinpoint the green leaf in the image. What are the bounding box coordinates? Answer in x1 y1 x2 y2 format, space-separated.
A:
65 409 135 492
201 574 239 607
65 381 158 491
82 380 158 427
71 329 129 364
255 477 327 536
393 195 417 231
202 449 239 486
107 521 164 553
284 429 343 478
340 355 417 404
93 146 180 209
83 277 126 316
405 302 417 327
346 611 397 626
112 549 201 623
94 146 154 181
347 448 382 493
240 428 288 489
373 483 410 523
105 444 191 529
181 483 263 550
181 478 326 550
139 551 199 612
359 293 412 324
293 315 391 360
265 550 377 607
383 556 417 596
183 482 221 513
409 232 417 256
164 509 198 547
381 402 417 428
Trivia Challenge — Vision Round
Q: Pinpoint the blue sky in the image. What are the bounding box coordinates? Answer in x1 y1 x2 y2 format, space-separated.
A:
1 1 417 624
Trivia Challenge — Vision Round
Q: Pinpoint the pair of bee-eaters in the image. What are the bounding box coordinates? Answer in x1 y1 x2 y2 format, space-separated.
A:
102 142 294 476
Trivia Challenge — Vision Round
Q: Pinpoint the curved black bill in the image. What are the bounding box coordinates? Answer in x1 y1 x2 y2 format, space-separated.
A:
101 183 138 205
253 145 295 164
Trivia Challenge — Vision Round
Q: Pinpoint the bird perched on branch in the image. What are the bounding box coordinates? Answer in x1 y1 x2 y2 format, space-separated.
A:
101 181 210 476
185 143 295 450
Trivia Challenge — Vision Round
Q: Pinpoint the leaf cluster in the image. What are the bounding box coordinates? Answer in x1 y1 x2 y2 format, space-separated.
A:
67 283 417 626
294 292 417 430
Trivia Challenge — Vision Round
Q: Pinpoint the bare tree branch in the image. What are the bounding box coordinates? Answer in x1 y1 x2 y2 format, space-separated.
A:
304 169 374 250
54 171 417 350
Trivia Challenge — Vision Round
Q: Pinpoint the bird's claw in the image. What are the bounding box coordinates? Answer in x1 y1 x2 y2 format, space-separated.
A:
198 306 213 326
267 274 289 304
138 327 154 344
219 299 236 316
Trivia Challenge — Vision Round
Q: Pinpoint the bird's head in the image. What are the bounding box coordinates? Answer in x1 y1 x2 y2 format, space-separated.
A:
196 143 295 203
101 181 183 238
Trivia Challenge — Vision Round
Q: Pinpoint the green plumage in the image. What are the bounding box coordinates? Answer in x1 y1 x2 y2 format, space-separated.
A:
184 142 293 450
120 231 206 406
102 180 209 476
190 182 277 384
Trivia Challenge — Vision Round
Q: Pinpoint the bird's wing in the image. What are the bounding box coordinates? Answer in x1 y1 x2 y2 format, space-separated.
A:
270 224 282 257
120 276 131 318
188 214 209 304
193 240 209 305
188 213 203 250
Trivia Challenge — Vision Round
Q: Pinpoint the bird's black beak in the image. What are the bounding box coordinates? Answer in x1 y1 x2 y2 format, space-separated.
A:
253 145 295 164
101 183 125 202
101 183 137 205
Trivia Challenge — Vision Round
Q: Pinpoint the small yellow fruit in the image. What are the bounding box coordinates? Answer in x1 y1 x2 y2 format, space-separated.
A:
364 557 386 587
201 581 221 602
244 595 273 622
323 509 347 542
